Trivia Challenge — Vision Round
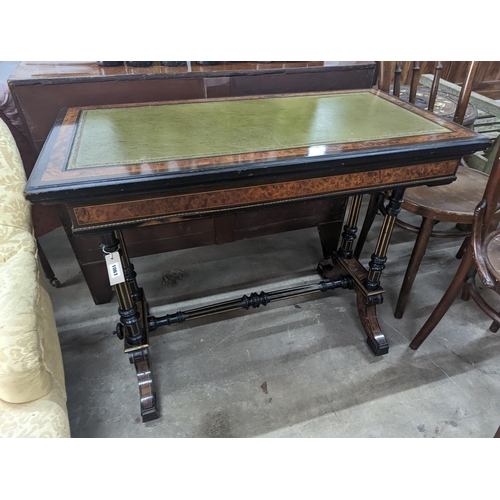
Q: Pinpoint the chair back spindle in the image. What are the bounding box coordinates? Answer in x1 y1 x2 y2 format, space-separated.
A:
409 61 420 104
453 62 480 124
377 61 479 128
427 61 443 113
377 61 392 94
393 62 402 98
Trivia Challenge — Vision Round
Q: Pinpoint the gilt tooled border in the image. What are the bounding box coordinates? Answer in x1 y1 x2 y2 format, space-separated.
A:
65 94 451 170
39 90 473 185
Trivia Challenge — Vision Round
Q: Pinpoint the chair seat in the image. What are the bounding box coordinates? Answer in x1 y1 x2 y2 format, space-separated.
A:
402 163 489 222
485 230 500 283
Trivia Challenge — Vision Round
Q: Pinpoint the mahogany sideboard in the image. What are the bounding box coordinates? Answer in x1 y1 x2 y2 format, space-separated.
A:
9 61 377 304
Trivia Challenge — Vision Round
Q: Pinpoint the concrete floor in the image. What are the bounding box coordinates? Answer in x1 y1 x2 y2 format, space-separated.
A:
40 207 500 438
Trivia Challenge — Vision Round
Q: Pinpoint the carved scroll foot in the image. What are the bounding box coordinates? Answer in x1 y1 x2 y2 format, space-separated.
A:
320 254 389 356
129 348 160 422
356 292 389 356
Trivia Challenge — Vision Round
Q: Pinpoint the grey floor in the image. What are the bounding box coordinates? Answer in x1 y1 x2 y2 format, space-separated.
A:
40 207 500 438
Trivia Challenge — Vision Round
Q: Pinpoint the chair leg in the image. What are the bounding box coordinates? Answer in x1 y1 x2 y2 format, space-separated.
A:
456 238 468 259
409 243 473 350
461 282 470 301
37 240 61 288
354 192 385 260
394 217 435 319
489 321 500 333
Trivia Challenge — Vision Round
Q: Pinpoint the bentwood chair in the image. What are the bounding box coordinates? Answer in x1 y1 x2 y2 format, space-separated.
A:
409 141 500 349
355 61 492 319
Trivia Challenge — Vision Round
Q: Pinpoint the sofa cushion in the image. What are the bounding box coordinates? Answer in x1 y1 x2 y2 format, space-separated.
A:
0 250 66 403
0 118 32 233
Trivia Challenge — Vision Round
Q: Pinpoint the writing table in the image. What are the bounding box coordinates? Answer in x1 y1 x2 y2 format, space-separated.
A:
10 61 377 305
25 89 490 422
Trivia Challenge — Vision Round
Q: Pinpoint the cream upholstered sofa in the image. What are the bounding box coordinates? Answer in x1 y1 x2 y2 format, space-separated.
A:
0 118 70 437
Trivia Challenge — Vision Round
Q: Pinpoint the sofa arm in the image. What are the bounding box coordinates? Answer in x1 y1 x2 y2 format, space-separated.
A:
0 380 70 438
0 108 70 438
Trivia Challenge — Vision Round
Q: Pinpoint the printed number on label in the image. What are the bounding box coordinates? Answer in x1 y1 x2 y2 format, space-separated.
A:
105 252 125 286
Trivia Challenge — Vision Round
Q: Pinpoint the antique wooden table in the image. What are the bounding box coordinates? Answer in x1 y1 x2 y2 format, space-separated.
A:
10 61 376 304
25 89 490 422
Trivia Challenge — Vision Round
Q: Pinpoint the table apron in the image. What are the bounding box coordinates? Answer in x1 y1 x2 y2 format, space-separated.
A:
68 159 459 233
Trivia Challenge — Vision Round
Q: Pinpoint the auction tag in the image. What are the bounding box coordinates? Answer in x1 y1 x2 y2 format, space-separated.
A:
105 252 125 286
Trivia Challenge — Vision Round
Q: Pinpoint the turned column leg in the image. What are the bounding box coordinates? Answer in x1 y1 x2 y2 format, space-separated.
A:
354 192 386 260
357 188 405 355
101 231 159 422
338 195 363 259
317 194 363 277
318 192 404 356
365 188 405 292
114 229 144 305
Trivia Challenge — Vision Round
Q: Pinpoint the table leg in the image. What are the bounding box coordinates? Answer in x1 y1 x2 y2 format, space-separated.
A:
115 229 144 305
365 188 405 293
338 195 363 259
100 231 160 422
318 189 404 356
37 239 60 288
360 188 405 354
129 348 159 422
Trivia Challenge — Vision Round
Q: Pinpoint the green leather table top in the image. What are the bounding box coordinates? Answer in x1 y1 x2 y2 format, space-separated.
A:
67 92 450 170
